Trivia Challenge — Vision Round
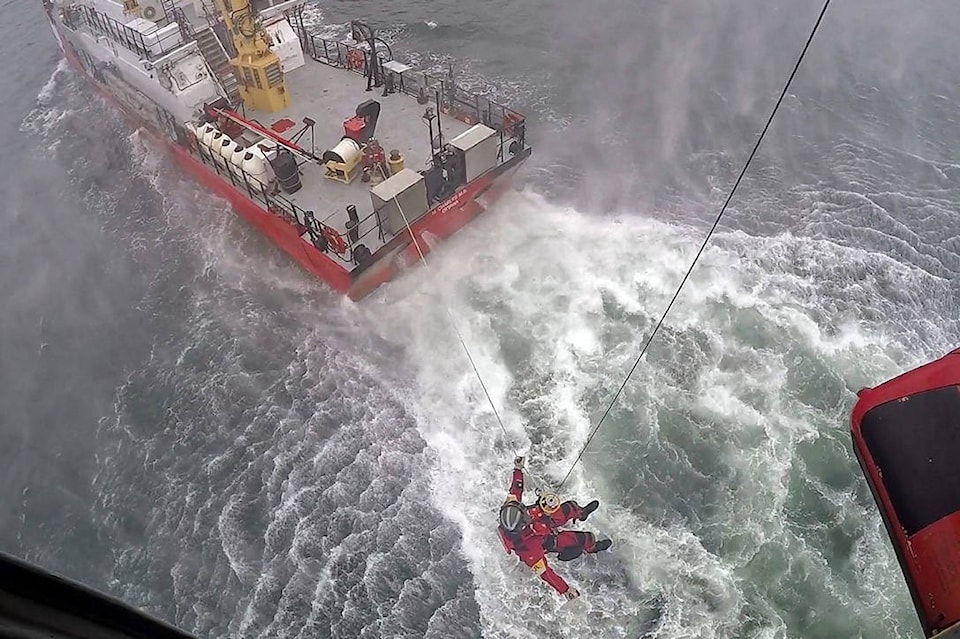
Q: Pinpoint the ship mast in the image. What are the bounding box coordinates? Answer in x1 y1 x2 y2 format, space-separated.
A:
213 0 289 112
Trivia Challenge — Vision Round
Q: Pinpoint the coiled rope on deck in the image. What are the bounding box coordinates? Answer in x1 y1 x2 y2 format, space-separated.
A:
555 0 834 492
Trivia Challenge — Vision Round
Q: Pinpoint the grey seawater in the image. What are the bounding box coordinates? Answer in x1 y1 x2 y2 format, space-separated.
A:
5 0 960 638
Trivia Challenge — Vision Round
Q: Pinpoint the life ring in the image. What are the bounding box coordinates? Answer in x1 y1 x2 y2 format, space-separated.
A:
159 70 173 91
346 49 364 71
323 226 348 255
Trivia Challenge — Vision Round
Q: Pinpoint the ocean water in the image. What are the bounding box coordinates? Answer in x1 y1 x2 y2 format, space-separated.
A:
3 0 960 637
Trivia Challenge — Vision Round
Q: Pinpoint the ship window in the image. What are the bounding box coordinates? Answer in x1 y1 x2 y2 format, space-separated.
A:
861 385 960 535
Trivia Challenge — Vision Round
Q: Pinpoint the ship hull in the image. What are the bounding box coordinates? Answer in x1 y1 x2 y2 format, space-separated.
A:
51 20 530 301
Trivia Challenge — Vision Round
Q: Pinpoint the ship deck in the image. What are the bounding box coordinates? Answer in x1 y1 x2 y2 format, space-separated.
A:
236 58 472 255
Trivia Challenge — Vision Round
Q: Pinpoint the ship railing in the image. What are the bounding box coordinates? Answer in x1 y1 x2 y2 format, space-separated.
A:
297 34 384 81
180 120 493 272
167 6 197 48
292 27 527 162
394 70 527 161
320 202 391 254
183 133 364 267
74 4 191 61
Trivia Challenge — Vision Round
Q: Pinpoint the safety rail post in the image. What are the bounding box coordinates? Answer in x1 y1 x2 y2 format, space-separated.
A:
133 29 144 57
258 181 270 208
347 208 385 246
290 200 302 224
169 6 195 45
205 146 216 169
240 170 254 200
185 132 364 265
196 143 209 166
294 26 305 55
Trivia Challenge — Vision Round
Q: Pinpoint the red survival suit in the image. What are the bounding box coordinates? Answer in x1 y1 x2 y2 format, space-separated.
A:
497 467 572 595
497 466 604 596
529 497 601 562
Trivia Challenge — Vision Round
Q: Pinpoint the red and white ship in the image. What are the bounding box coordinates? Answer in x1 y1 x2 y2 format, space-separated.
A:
40 0 531 299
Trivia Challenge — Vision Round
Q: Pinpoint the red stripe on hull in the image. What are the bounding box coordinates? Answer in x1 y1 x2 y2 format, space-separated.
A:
55 27 528 301
346 164 521 300
168 145 353 293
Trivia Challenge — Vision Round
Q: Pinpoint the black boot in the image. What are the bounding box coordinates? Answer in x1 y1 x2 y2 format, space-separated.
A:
592 539 612 553
557 546 584 561
579 500 599 521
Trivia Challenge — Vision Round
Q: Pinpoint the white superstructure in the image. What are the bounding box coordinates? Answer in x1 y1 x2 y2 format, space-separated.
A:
50 0 225 122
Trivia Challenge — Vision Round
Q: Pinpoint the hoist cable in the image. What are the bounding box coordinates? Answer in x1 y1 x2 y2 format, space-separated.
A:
390 189 516 450
556 0 833 492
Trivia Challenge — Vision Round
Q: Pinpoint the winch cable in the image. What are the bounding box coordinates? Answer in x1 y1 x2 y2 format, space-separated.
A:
555 0 833 493
390 191 518 453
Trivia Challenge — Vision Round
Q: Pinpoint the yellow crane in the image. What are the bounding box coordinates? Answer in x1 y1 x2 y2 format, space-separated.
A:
213 0 289 112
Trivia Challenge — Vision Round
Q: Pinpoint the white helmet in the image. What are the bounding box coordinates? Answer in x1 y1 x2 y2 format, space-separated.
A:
538 493 561 515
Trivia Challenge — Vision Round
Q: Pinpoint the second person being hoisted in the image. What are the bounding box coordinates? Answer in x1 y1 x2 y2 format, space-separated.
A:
497 456 613 599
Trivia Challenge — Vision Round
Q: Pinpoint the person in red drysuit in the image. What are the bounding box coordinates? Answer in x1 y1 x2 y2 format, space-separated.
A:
497 456 612 599
533 492 612 561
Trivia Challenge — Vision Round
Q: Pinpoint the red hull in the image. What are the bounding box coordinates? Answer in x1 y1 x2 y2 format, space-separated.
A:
57 37 528 301
851 348 960 638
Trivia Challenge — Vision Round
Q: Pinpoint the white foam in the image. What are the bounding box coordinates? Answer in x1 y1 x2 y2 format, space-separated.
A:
364 186 950 637
20 59 75 140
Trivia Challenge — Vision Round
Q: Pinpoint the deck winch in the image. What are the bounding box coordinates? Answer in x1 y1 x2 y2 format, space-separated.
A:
322 100 382 184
